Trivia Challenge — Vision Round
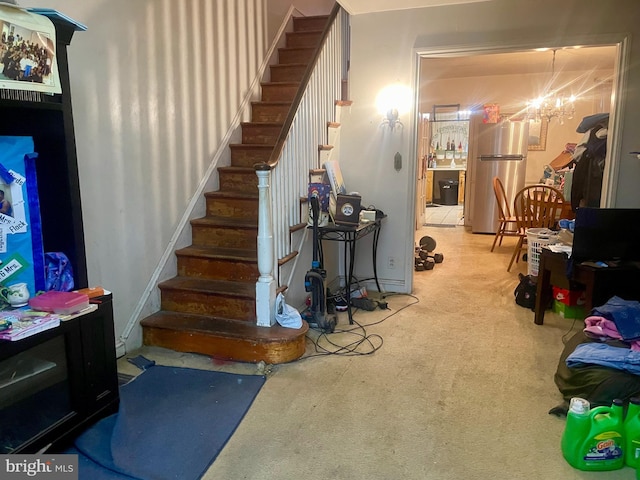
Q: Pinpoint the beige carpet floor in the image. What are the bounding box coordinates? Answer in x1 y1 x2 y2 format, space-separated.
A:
120 225 634 480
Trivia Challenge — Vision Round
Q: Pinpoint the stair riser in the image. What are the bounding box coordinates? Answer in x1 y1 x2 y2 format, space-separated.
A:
270 65 307 82
230 145 273 167
279 48 315 65
219 171 258 194
192 225 257 249
293 17 328 32
177 256 258 282
286 31 322 48
143 327 307 364
160 290 255 321
206 196 259 220
261 84 298 102
251 103 291 123
242 124 282 144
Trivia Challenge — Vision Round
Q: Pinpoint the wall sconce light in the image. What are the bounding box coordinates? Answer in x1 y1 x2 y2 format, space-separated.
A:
376 84 412 130
384 108 401 129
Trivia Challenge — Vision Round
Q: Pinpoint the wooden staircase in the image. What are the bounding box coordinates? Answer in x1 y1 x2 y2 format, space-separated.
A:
141 15 331 364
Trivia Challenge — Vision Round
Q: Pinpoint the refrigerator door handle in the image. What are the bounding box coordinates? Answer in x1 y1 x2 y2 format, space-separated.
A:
479 154 525 161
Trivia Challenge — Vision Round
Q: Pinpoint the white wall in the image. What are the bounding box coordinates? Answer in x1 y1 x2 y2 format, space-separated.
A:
341 0 640 293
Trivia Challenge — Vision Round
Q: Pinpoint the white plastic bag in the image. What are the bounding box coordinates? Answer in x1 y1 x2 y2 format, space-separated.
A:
275 293 302 329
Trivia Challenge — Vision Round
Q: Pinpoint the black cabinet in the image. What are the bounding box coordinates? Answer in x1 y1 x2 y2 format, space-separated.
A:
0 12 119 453
0 12 87 288
0 295 119 453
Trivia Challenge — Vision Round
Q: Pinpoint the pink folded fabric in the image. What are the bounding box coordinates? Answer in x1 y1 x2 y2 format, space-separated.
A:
584 316 640 351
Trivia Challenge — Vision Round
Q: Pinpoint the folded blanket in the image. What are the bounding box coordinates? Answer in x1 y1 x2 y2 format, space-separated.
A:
566 342 640 375
591 296 640 341
584 316 640 351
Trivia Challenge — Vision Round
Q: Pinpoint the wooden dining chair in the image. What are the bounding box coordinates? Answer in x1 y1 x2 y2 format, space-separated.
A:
507 184 565 272
491 176 519 252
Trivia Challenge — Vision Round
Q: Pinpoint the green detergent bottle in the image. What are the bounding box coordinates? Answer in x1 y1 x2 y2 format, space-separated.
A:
625 397 640 468
561 397 625 471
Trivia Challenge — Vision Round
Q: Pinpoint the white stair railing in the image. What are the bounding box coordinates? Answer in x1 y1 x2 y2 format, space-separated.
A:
255 6 349 327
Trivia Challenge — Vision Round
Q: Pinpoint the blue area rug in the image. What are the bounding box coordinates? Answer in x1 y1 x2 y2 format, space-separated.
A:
68 365 266 480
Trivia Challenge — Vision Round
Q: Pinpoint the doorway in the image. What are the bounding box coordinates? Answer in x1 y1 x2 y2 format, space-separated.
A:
413 44 617 276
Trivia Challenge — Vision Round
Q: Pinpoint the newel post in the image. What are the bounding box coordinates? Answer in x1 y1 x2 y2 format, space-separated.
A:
255 163 276 327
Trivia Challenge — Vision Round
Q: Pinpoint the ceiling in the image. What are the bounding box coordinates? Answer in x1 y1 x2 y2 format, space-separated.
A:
336 1 616 79
420 46 617 80
337 0 492 15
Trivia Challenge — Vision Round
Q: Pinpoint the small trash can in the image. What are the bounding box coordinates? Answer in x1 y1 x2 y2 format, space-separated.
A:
437 180 459 205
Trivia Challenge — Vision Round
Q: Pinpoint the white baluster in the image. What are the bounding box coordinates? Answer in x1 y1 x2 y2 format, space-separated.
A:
255 164 276 327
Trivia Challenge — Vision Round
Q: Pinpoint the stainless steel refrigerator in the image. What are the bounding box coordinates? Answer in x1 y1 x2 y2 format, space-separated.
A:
467 117 529 234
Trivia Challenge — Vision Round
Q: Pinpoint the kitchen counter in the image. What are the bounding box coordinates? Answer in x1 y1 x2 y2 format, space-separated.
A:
427 165 467 171
425 168 467 204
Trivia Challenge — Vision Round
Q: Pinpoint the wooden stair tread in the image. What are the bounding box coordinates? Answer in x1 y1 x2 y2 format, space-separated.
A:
204 190 258 199
141 311 308 342
241 121 284 126
279 46 316 52
229 143 274 150
228 143 276 149
159 276 255 296
227 145 275 151
287 30 323 36
176 245 257 261
271 63 307 68
190 216 257 228
252 100 292 105
218 165 262 172
261 82 300 87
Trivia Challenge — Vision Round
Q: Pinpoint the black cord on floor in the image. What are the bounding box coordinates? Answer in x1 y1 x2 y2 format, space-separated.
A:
300 293 419 359
561 317 582 344
310 319 383 357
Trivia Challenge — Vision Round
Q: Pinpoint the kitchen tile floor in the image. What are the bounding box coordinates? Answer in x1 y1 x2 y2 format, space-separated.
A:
424 204 464 226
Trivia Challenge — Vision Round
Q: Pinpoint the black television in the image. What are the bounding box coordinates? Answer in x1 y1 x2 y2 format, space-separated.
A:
572 207 640 263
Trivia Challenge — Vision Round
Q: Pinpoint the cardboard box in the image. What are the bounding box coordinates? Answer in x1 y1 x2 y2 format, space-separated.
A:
553 300 585 319
552 286 586 306
549 151 574 171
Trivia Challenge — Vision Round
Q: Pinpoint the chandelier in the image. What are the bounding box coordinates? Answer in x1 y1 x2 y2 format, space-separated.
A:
526 49 576 124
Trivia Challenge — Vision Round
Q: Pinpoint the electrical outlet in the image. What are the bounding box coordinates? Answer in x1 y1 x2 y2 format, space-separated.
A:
388 256 396 269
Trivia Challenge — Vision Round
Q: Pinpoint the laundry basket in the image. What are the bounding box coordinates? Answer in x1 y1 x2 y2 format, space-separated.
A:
526 228 559 276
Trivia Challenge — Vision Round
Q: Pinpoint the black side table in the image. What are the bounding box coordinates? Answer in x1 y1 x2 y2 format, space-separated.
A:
315 216 386 324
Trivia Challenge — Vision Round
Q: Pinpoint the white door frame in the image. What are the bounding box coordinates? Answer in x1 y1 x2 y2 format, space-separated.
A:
406 35 630 292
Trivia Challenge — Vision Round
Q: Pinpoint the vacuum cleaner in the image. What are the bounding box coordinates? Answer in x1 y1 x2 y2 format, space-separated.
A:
303 195 336 333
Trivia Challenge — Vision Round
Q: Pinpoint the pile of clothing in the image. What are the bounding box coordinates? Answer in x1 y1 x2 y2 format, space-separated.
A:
550 296 640 416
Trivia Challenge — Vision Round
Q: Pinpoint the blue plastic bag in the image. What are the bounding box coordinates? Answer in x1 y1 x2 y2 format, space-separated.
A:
44 252 74 291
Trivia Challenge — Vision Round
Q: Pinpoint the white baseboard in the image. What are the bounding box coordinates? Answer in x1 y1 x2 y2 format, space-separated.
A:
115 340 126 359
